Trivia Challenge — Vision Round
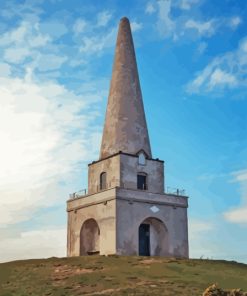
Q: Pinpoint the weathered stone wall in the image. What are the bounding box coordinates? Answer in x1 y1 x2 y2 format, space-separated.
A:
88 155 120 194
67 191 116 257
116 191 189 258
100 17 152 159
67 187 188 257
120 154 164 194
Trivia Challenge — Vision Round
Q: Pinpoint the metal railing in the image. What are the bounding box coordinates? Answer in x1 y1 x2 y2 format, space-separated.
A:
69 189 87 199
166 186 185 196
69 185 186 199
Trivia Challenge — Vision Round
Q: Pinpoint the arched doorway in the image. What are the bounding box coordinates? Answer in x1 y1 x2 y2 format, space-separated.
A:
138 217 168 256
80 218 100 255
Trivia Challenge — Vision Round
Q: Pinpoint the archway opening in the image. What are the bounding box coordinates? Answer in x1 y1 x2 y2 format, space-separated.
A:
138 217 168 256
80 218 100 255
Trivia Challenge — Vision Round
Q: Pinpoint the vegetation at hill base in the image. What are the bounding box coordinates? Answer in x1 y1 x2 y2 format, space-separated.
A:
0 256 247 296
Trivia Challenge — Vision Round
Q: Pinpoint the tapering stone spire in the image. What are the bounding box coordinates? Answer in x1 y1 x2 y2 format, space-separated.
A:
100 17 152 159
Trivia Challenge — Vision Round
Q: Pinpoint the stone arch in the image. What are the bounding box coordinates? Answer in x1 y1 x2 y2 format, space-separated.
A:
138 217 169 256
80 218 100 255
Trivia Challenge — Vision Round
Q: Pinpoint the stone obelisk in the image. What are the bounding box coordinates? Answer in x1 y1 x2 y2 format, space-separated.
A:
100 17 152 159
67 17 189 259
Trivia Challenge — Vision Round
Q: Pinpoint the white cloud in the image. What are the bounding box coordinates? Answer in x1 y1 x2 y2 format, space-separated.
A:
145 2 156 14
0 63 12 77
189 219 213 239
154 0 215 40
73 18 87 34
224 170 247 225
35 54 68 71
209 68 237 88
229 16 242 29
0 23 27 46
31 31 51 47
187 36 247 93
0 21 50 48
79 28 116 54
224 208 247 224
197 172 228 181
39 21 68 39
179 0 199 10
233 170 247 182
197 41 207 55
156 0 175 38
4 47 31 63
189 218 216 259
0 9 107 259
152 0 237 42
189 216 247 262
131 21 143 32
96 11 112 27
0 21 57 67
185 19 215 36
0 228 66 263
0 70 103 227
0 0 43 21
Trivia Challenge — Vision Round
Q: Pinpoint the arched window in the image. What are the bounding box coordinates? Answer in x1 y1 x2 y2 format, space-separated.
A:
100 172 107 190
138 152 146 165
137 172 147 190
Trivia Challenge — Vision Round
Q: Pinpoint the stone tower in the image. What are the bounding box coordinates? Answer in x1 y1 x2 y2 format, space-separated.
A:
67 17 189 257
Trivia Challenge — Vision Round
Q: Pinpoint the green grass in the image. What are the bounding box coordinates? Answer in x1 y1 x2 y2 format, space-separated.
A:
0 256 247 295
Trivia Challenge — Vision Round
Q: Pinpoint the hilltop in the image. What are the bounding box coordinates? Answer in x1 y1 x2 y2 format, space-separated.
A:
0 256 247 295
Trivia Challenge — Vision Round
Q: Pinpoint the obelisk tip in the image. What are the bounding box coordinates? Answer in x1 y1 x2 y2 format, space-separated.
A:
120 16 130 23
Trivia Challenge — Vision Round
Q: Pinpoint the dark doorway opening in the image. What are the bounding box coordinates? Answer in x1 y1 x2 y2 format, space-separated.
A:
139 223 150 256
137 174 147 190
80 219 100 256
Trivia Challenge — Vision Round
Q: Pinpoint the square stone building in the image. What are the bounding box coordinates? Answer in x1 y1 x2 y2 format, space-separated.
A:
67 17 189 258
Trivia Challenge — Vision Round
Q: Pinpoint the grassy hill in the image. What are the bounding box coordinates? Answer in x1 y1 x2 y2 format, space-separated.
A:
0 256 247 296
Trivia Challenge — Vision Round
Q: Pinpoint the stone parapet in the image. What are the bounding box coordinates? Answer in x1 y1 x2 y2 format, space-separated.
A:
67 186 188 213
116 188 188 208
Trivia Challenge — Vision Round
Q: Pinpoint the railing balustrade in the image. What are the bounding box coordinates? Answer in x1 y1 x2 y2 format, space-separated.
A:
69 184 186 199
166 186 185 196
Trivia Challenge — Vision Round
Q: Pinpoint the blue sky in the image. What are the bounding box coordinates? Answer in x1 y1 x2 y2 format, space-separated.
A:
0 0 247 263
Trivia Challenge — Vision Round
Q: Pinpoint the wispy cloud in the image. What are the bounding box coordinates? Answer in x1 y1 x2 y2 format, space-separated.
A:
131 21 143 32
39 21 68 39
179 0 200 10
0 19 69 74
73 18 87 35
0 63 11 76
0 0 43 21
197 41 207 55
156 0 175 38
0 3 109 262
209 69 237 88
0 228 66 263
34 54 68 72
0 21 51 63
148 0 242 43
224 170 247 224
96 11 112 27
185 19 216 37
79 28 117 55
224 208 247 224
229 16 242 29
187 36 247 94
145 2 156 14
0 70 103 227
189 218 216 259
189 218 213 239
